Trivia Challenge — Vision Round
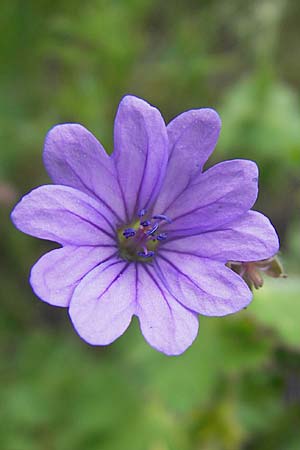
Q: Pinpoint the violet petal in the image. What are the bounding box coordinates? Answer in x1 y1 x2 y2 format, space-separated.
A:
155 252 252 316
113 95 168 221
162 211 279 262
155 108 221 213
43 123 126 223
69 258 135 345
136 264 199 355
159 159 259 236
11 185 116 246
30 246 116 307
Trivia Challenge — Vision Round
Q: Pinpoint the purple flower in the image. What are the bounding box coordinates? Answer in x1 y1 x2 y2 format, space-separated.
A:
11 95 279 355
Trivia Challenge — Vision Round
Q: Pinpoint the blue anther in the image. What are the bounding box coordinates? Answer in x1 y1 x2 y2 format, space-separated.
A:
137 250 155 258
152 214 172 224
138 208 147 217
157 233 167 241
146 222 159 236
122 228 136 239
140 220 151 227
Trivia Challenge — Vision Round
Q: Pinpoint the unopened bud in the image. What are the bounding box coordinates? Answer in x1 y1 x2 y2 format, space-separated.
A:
227 255 286 291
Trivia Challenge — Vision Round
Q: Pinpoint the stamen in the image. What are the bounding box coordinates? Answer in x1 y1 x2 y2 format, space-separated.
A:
137 250 155 258
152 214 172 224
140 220 151 227
119 210 171 262
138 208 147 217
157 233 167 241
146 222 159 236
122 228 136 238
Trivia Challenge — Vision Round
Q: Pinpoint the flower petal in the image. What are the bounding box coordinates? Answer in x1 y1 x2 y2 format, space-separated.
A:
156 252 252 316
69 258 136 345
158 159 258 236
113 95 168 221
43 123 126 223
30 246 116 307
155 108 221 213
11 185 116 245
136 264 199 355
162 211 279 262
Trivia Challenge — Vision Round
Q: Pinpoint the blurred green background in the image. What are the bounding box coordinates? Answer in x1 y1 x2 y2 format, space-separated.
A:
1 0 300 449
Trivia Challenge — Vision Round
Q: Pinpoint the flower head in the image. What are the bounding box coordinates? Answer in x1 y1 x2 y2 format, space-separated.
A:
11 95 279 355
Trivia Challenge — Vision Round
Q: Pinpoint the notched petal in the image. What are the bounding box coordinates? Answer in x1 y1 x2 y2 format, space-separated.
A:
113 95 168 221
161 159 259 236
11 185 116 246
43 123 126 223
156 252 252 317
69 259 136 346
136 264 199 355
162 211 279 262
155 108 221 213
30 246 116 307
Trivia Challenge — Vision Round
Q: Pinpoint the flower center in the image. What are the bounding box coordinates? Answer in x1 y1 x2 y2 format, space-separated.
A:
117 209 171 262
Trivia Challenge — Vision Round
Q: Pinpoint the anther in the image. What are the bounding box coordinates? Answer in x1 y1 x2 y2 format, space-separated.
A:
138 208 147 217
152 214 172 224
122 228 136 239
157 233 167 241
137 250 155 258
140 220 151 227
146 222 159 236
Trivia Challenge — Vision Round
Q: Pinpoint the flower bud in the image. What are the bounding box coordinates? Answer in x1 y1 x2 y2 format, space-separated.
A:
227 255 286 290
